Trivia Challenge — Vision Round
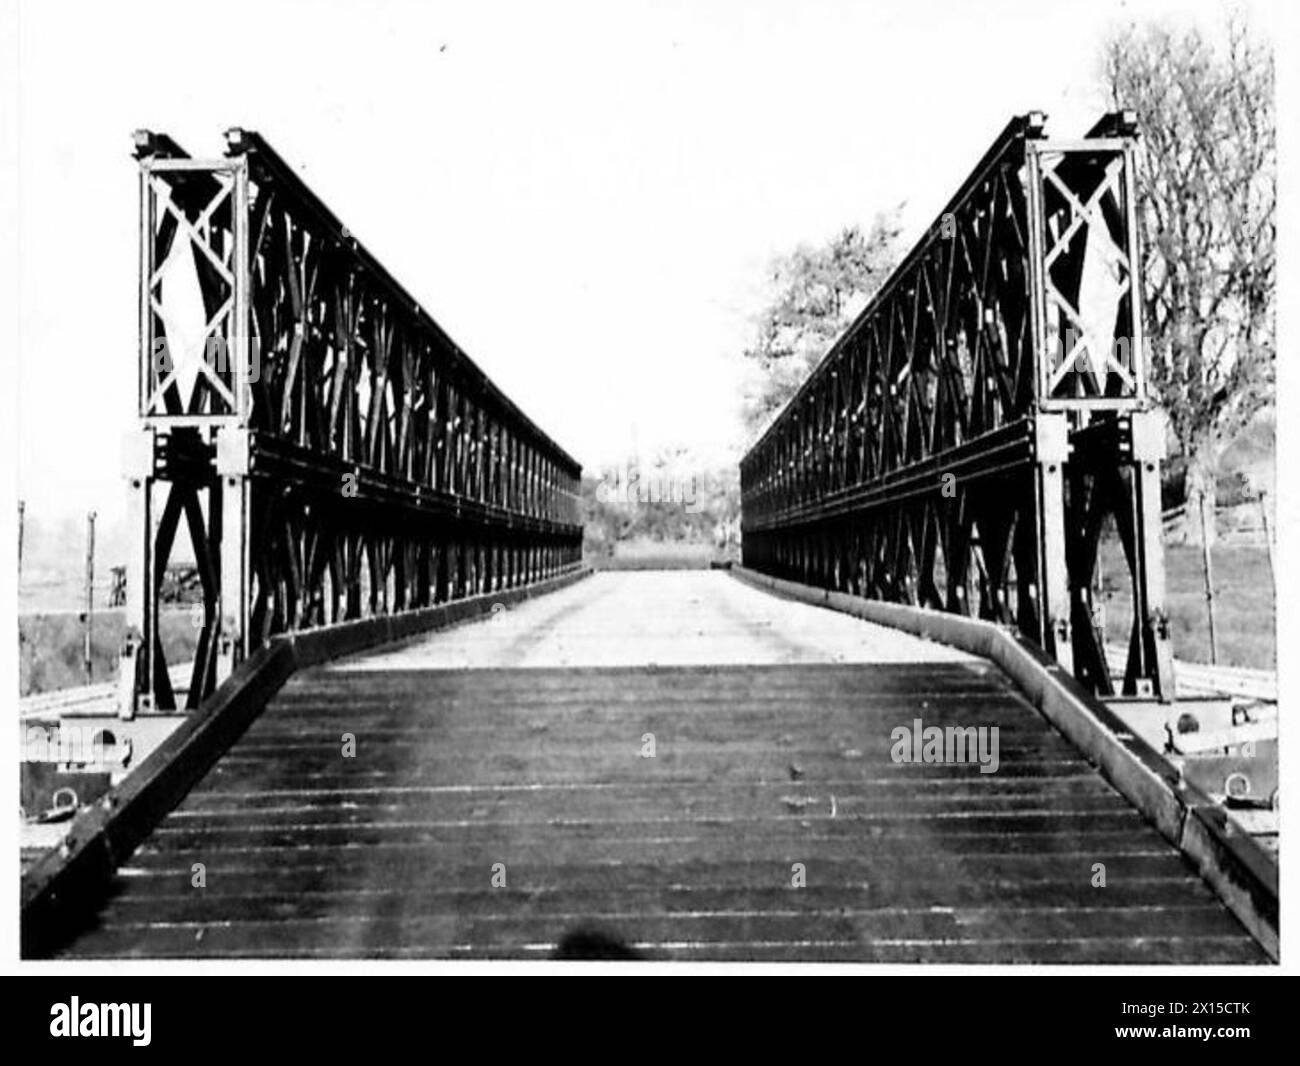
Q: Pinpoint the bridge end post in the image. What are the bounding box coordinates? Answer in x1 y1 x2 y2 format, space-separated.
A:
1035 412 1074 676
1127 408 1176 699
118 430 156 719
215 429 251 686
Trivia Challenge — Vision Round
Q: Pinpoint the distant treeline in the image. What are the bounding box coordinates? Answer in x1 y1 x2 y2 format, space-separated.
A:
580 455 740 559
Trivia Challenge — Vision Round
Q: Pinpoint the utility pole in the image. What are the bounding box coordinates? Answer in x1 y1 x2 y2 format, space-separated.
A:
1196 491 1218 665
84 511 97 683
1257 490 1275 593
17 500 24 580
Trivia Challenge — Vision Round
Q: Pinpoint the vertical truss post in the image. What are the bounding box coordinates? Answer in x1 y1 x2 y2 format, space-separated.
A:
1024 130 1072 671
118 431 155 719
1034 414 1072 673
1128 409 1174 696
214 158 252 683
215 429 250 685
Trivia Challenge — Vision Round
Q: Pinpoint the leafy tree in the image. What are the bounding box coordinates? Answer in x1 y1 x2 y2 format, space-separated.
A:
740 214 902 438
1101 15 1275 526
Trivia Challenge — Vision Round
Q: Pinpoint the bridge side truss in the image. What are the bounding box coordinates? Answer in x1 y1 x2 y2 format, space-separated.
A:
120 129 582 715
740 112 1173 699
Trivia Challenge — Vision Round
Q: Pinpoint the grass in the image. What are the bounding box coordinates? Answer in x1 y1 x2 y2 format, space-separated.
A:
19 609 201 697
1097 541 1275 670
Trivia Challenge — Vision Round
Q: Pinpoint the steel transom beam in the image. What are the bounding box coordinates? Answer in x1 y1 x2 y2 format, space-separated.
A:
739 111 1174 699
120 129 582 716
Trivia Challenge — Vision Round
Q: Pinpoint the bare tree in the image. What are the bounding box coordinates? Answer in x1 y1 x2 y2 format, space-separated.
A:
1102 15 1275 527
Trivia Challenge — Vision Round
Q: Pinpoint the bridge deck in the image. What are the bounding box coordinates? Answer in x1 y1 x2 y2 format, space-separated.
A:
56 573 1264 961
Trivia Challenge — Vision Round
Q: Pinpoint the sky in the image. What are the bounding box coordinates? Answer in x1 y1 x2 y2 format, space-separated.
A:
10 0 1282 537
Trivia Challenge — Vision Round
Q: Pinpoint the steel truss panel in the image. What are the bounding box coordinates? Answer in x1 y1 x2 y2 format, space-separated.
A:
121 130 581 714
740 112 1173 699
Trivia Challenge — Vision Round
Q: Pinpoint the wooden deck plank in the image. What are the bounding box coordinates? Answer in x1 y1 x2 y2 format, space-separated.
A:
57 664 1265 961
51 573 1268 962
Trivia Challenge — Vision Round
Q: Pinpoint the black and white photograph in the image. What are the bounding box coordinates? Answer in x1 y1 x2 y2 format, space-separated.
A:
2 0 1296 1020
